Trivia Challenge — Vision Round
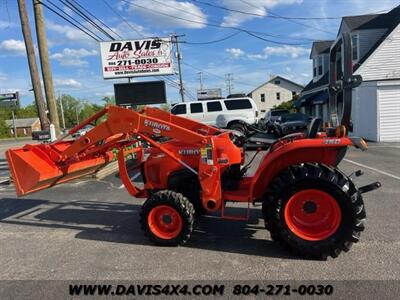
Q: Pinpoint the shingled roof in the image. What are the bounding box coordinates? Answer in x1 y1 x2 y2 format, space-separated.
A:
342 14 382 31
310 40 334 58
5 118 39 128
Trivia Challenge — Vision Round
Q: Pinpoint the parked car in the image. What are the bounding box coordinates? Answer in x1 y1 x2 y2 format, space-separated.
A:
170 97 259 134
259 109 290 132
272 112 311 137
72 124 94 138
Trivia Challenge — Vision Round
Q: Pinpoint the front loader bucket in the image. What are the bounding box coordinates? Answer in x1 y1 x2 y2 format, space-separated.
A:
6 142 114 196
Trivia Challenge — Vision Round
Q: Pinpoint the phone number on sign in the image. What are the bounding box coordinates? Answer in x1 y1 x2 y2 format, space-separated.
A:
232 284 334 296
112 58 159 66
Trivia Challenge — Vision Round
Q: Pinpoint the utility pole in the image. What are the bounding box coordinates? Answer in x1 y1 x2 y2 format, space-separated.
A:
225 73 234 95
11 111 17 139
197 72 204 90
17 0 49 130
33 0 60 135
58 91 66 129
173 34 185 102
75 106 80 125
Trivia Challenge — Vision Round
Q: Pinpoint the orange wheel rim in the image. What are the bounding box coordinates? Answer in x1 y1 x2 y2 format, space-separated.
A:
148 205 183 240
284 189 341 241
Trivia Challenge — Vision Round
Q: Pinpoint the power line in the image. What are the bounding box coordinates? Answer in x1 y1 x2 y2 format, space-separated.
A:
122 0 311 45
183 31 241 45
149 0 314 42
60 0 120 40
199 0 341 20
67 0 123 39
192 0 335 35
58 0 116 40
101 0 145 38
38 0 102 41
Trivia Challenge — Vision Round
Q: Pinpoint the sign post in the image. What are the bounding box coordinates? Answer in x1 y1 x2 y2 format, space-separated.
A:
0 92 20 139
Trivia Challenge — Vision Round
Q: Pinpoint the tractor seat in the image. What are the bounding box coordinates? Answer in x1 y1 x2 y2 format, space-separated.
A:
307 117 322 138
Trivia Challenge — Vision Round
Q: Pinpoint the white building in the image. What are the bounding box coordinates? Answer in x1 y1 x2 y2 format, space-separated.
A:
248 75 303 114
298 5 400 141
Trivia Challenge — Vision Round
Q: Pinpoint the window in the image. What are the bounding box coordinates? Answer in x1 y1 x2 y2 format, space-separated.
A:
190 103 203 113
318 104 324 118
274 80 281 85
171 104 186 115
318 56 323 75
206 101 222 112
313 56 324 77
260 93 265 102
224 99 252 110
261 109 266 113
276 92 281 100
352 34 359 61
313 58 317 77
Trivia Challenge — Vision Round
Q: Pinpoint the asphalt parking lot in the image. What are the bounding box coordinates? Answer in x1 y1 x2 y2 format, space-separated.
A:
0 140 399 281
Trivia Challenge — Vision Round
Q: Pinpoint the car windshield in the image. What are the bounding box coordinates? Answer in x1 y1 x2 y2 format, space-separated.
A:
271 110 289 117
280 113 308 122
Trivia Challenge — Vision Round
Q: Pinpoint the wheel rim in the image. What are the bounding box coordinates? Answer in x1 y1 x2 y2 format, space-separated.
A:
284 189 342 241
148 205 183 240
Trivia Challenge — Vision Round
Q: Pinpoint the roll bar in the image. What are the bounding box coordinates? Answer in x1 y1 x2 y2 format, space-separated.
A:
328 32 362 130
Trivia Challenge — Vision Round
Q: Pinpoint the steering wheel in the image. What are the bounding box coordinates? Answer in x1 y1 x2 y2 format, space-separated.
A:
307 118 322 138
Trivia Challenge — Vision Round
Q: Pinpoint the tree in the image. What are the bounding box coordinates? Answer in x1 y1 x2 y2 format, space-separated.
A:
57 94 103 128
272 95 299 112
159 103 171 111
0 118 11 138
102 96 115 105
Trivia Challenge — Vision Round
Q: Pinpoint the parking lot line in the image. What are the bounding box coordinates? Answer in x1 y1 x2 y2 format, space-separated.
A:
344 158 400 181
118 172 141 189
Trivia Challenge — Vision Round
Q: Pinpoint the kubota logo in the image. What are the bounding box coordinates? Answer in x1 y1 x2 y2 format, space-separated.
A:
178 149 200 156
144 119 171 131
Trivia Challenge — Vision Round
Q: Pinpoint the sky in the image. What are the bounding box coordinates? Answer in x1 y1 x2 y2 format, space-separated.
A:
0 0 399 107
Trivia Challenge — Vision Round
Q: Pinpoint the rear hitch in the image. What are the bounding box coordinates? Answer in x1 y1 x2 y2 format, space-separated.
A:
359 182 381 194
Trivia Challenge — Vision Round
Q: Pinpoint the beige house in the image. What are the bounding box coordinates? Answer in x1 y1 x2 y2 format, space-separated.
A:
5 118 41 136
248 75 304 113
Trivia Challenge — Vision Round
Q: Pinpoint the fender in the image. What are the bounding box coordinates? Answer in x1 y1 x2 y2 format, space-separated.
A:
249 137 354 201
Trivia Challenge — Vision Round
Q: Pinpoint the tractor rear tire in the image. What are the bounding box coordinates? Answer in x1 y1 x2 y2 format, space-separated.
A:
140 190 195 246
262 163 366 260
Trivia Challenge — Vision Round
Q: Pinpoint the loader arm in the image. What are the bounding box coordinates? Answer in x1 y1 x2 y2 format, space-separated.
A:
6 105 229 198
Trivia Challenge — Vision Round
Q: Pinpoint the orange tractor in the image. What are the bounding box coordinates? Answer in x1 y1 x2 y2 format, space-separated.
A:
6 34 380 259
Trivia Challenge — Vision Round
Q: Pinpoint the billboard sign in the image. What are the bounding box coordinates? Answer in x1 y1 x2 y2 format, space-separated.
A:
197 88 222 100
114 81 167 106
100 38 173 79
0 92 19 108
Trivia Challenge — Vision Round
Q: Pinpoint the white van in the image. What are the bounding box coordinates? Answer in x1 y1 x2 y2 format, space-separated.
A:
170 97 259 133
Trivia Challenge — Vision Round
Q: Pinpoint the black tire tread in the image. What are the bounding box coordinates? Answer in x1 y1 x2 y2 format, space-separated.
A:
262 163 366 260
140 190 195 246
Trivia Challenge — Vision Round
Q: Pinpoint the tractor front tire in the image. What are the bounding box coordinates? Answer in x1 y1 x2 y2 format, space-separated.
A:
140 190 195 246
263 163 366 260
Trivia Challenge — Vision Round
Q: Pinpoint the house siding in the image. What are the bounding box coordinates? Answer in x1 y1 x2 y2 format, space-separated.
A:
358 28 387 59
251 80 303 113
351 82 378 141
355 24 400 81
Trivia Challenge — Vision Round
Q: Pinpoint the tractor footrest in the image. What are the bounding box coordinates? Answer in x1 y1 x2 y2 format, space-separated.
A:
221 201 250 221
